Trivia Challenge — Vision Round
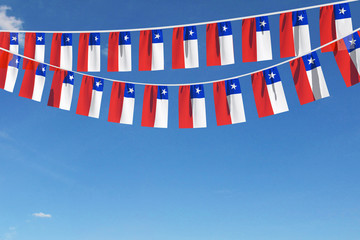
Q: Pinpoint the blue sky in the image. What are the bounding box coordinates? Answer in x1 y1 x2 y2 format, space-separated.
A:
0 0 360 240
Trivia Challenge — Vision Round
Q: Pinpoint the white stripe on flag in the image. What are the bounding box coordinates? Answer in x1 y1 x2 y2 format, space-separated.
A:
88 89 102 118
120 97 135 125
151 43 164 71
191 98 207 128
32 75 46 102
227 93 246 124
9 45 18 54
335 18 353 39
3 66 18 93
219 35 235 65
256 31 272 61
305 67 330 100
184 39 199 69
154 99 168 128
60 45 73 70
88 45 100 72
35 45 45 63
118 44 132 71
59 83 73 111
349 48 360 74
293 25 311 56
266 81 288 114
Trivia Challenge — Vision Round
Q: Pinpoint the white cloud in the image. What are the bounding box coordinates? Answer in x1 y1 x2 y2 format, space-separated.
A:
32 212 52 218
0 5 23 30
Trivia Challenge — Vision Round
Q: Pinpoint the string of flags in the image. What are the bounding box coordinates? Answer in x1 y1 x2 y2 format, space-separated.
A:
0 1 359 129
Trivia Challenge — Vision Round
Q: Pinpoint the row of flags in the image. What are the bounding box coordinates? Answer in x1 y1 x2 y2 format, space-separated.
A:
0 3 354 73
0 30 360 128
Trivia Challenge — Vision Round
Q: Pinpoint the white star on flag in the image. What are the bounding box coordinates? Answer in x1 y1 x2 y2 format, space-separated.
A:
260 20 267 27
155 33 160 39
195 87 201 94
230 83 237 89
69 75 74 80
96 81 102 87
349 38 356 46
189 30 194 36
222 25 228 32
42 67 46 72
15 59 19 64
308 57 315 65
268 72 276 79
94 36 99 41
11 36 17 41
124 35 129 41
298 15 304 21
161 89 167 95
128 88 134 94
37 36 43 42
339 8 347 14
66 37 70 42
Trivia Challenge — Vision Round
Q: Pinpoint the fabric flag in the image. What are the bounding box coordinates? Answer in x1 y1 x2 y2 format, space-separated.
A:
289 52 329 105
77 33 101 72
172 26 199 69
251 67 288 118
76 76 104 118
213 79 246 126
139 30 164 71
108 32 132 72
0 52 21 93
141 85 168 128
333 32 360 87
179 84 206 128
19 62 47 102
0 32 19 54
320 3 353 52
108 82 135 125
206 21 235 66
47 69 74 111
280 10 311 58
50 33 73 71
242 16 272 62
23 33 45 69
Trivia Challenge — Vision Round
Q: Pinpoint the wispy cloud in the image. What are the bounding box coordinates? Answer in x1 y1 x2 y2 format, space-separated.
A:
0 6 23 30
32 212 52 218
1 227 16 240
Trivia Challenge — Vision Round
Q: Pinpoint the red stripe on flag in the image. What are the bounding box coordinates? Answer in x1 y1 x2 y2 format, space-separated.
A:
206 23 221 66
0 51 12 89
320 6 336 53
108 32 119 72
77 33 90 72
48 69 66 108
19 61 39 99
50 33 62 71
108 82 126 123
0 32 10 50
139 30 152 71
23 33 36 70
242 18 257 63
251 72 274 118
213 81 232 126
178 85 193 128
76 75 94 116
279 12 295 58
141 85 158 127
172 27 185 69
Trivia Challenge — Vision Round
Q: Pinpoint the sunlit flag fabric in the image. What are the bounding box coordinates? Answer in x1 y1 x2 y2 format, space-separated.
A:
320 3 353 52
0 32 19 54
108 32 132 72
0 52 21 93
108 82 135 125
179 84 207 128
242 16 272 62
289 52 329 105
172 26 199 69
206 21 234 66
76 76 104 118
19 62 47 102
50 33 73 71
23 33 45 69
213 79 246 126
47 69 74 111
141 85 168 128
251 67 288 118
139 30 164 71
280 10 311 58
77 33 101 72
333 32 360 87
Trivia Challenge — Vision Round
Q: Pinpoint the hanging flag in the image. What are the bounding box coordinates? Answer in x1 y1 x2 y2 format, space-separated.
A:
108 32 132 72
23 33 45 69
47 69 74 111
333 32 360 87
19 61 47 102
141 85 168 128
108 82 135 125
206 21 235 66
242 16 272 62
213 79 246 126
320 3 353 52
50 33 73 71
0 52 21 93
0 32 19 54
179 84 206 128
76 76 104 118
289 52 329 105
77 33 101 72
251 67 288 118
139 30 164 71
280 10 311 58
172 26 199 69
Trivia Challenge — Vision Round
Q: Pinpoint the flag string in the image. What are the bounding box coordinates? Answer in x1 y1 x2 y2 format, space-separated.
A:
0 27 359 86
0 0 357 33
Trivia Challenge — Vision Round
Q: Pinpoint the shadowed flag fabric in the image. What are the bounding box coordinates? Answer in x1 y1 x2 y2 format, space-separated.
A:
76 76 104 118
289 52 329 105
47 69 74 111
50 33 73 71
172 26 199 69
0 51 21 92
141 85 168 128
23 33 45 69
139 30 164 71
0 32 19 54
108 32 132 72
213 79 246 126
19 61 47 102
251 67 288 118
77 33 101 72
108 82 135 125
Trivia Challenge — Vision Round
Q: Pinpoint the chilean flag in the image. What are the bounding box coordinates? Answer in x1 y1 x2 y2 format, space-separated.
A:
213 79 246 126
320 3 353 52
206 21 234 66
76 76 104 118
251 67 288 118
242 16 272 62
50 33 73 71
108 82 135 125
0 52 21 93
333 32 360 87
141 85 168 128
0 32 19 54
23 33 45 69
139 30 164 71
77 33 101 72
19 62 47 102
179 84 207 128
280 10 311 58
172 26 199 69
289 52 329 105
108 32 132 72
47 69 74 111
